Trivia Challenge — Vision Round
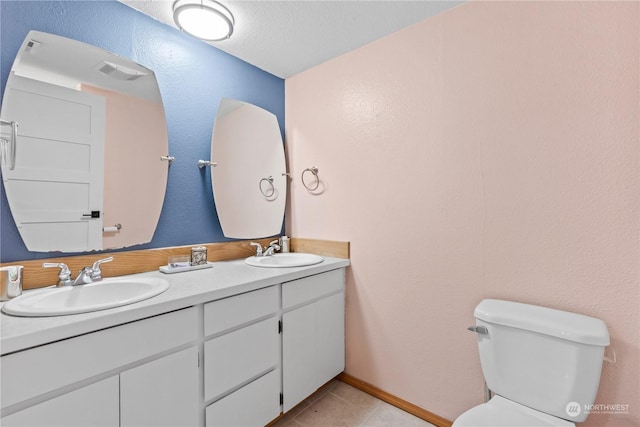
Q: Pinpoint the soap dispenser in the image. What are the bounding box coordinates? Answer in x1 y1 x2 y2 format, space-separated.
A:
0 265 23 301
280 236 290 253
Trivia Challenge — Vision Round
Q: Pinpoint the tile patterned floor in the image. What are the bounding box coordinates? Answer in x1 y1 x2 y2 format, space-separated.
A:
272 380 437 427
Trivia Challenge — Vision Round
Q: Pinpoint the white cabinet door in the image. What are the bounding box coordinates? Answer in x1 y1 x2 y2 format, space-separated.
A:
282 302 318 412
1 376 118 427
121 347 199 427
281 269 346 413
317 291 345 386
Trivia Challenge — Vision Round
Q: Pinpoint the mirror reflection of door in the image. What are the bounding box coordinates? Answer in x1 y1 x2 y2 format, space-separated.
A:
1 75 105 252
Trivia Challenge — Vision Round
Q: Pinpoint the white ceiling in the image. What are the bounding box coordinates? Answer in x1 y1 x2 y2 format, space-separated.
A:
119 0 464 78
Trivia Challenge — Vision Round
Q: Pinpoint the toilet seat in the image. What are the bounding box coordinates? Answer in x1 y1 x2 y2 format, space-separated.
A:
453 395 576 427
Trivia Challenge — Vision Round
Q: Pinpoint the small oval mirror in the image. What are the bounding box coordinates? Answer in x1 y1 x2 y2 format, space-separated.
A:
210 99 286 238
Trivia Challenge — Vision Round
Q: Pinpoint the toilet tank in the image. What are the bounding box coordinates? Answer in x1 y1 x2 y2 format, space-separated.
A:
473 299 609 423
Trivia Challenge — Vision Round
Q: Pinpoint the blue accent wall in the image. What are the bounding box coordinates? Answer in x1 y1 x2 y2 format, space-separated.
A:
0 0 285 262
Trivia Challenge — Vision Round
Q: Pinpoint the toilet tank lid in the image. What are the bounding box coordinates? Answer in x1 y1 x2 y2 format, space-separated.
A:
474 299 610 346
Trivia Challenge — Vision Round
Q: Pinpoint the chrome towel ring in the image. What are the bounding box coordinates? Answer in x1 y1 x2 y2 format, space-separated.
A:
259 176 275 197
301 167 319 191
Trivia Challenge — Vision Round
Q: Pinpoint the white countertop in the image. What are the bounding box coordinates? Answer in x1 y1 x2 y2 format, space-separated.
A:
0 256 350 356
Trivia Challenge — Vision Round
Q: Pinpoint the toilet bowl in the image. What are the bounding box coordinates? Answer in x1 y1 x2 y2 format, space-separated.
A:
453 299 609 427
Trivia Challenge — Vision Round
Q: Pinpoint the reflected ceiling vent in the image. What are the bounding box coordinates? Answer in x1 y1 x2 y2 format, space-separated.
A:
96 61 147 81
25 39 42 55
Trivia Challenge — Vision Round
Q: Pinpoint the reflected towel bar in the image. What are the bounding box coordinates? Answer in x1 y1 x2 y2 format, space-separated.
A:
0 119 18 170
198 160 218 168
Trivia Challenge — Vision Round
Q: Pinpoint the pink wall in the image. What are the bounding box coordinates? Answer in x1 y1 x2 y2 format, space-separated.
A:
285 1 639 425
82 85 168 250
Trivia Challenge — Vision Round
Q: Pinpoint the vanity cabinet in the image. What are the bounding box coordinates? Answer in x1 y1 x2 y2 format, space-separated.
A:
1 307 199 427
204 285 280 427
1 264 348 427
282 269 345 412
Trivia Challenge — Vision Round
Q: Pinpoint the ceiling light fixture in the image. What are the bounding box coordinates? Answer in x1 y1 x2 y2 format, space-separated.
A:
173 0 234 41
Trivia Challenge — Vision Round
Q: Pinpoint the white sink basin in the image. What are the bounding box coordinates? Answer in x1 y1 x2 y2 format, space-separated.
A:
2 277 169 317
245 253 324 268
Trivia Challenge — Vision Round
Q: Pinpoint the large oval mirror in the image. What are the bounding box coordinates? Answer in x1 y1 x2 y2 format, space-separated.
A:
0 30 168 253
211 99 286 238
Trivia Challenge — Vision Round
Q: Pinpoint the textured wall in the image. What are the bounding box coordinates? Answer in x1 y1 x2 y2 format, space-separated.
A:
0 0 284 262
285 1 639 425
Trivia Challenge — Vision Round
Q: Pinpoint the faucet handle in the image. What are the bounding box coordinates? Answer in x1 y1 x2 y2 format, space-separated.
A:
91 256 113 281
43 262 72 286
250 242 263 257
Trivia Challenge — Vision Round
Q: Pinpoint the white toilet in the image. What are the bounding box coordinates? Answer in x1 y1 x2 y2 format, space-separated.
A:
453 299 609 427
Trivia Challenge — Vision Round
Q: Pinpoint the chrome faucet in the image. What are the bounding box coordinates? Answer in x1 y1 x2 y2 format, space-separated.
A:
263 240 281 257
250 240 280 257
72 267 94 286
43 256 113 287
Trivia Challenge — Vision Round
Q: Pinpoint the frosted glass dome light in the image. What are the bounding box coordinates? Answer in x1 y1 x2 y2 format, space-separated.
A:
173 0 234 41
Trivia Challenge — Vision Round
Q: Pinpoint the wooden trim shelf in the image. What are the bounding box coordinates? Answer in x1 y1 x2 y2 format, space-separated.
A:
290 237 349 259
0 237 350 290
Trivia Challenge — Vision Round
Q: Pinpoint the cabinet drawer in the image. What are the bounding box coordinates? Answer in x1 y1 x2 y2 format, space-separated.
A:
204 285 278 336
204 317 279 400
206 369 280 427
282 269 345 310
1 307 197 409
